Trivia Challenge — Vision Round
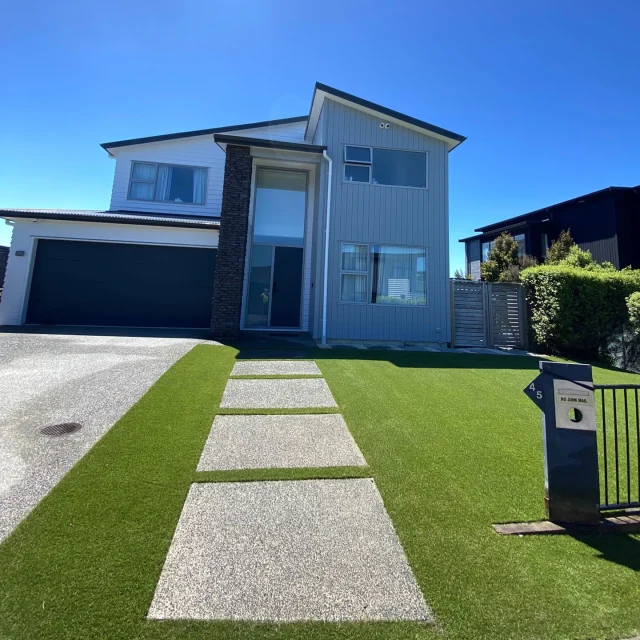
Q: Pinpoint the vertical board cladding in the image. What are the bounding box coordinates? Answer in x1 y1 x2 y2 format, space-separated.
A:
323 100 451 343
615 191 640 269
0 246 9 288
211 146 253 338
553 196 620 268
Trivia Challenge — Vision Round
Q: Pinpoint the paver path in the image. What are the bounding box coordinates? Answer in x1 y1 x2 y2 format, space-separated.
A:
230 360 321 376
197 414 366 470
220 378 337 409
150 359 430 622
149 479 430 621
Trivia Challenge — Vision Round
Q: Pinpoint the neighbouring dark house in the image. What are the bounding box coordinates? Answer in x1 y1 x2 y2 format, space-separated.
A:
460 185 640 278
0 245 9 289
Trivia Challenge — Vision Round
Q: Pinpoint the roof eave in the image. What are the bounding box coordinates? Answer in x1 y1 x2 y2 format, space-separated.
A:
473 185 633 234
213 134 327 155
0 210 220 230
100 115 309 153
304 82 466 151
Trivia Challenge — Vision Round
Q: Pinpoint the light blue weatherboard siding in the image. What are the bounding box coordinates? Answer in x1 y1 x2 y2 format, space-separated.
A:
314 99 450 343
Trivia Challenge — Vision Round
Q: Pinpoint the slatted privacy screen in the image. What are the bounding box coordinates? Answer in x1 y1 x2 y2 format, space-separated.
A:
451 280 487 347
451 280 528 349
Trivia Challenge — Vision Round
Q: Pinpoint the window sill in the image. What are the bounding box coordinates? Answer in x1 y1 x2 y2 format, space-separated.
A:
341 180 428 191
338 301 429 309
126 198 207 207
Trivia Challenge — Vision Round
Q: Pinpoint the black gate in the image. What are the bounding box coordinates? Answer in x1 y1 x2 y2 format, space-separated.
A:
596 384 640 511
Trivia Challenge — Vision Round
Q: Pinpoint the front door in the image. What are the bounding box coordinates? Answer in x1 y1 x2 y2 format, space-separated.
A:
270 247 303 327
244 168 307 329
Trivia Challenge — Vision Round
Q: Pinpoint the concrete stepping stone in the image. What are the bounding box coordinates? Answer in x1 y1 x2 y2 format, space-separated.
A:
230 360 321 376
220 378 337 409
197 414 366 471
148 479 430 622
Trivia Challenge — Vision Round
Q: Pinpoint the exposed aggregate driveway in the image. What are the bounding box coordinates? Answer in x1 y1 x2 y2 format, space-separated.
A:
0 332 204 543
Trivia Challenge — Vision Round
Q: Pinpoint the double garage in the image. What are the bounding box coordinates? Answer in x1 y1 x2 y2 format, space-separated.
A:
24 239 217 328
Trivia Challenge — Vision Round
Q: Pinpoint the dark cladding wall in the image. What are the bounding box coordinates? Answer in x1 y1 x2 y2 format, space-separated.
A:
0 246 8 289
211 145 253 338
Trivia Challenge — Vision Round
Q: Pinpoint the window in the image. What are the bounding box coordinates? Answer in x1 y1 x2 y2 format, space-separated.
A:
253 169 307 246
541 233 549 258
340 244 368 302
372 149 426 188
482 234 526 262
482 241 494 262
343 146 427 188
370 246 426 305
128 162 207 204
344 164 371 183
340 243 427 306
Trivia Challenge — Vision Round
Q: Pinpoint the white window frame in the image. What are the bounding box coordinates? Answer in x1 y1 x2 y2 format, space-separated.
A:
342 145 428 189
339 242 428 307
339 242 369 304
128 161 208 205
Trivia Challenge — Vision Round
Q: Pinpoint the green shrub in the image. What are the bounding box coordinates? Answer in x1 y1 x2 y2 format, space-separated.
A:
480 233 519 282
628 291 640 331
545 229 574 264
559 244 595 269
480 259 501 282
521 265 640 359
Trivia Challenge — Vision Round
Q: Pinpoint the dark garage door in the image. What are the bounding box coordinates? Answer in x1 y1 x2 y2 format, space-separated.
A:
26 240 217 328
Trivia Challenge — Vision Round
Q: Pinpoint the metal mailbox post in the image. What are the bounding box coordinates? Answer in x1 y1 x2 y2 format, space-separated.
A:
524 361 600 525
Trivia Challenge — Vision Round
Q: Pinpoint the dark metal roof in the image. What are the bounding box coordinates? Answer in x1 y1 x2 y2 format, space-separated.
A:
459 184 640 243
100 116 308 151
0 209 220 230
305 82 466 148
213 134 326 154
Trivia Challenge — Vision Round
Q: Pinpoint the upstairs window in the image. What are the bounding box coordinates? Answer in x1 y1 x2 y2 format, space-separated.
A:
344 146 427 188
128 162 207 204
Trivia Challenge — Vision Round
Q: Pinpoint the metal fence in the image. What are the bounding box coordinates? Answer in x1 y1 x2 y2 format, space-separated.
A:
451 279 528 349
596 384 640 511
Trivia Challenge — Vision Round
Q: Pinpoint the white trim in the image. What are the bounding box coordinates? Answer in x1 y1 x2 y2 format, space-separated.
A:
321 151 332 345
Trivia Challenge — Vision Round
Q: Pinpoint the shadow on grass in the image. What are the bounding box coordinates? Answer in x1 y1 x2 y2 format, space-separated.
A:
220 336 544 370
572 533 640 571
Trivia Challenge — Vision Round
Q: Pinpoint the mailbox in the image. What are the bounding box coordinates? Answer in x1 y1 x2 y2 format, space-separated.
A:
524 361 600 525
553 380 596 431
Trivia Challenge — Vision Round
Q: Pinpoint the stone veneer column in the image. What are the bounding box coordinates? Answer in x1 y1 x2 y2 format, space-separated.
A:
211 145 253 339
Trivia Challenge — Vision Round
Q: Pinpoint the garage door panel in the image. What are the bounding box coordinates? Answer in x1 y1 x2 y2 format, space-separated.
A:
26 240 217 328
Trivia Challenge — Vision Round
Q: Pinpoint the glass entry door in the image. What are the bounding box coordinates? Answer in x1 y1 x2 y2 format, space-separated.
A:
245 168 307 329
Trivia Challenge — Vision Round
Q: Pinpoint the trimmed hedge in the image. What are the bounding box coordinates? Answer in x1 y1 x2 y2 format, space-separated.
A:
521 265 640 359
628 291 640 331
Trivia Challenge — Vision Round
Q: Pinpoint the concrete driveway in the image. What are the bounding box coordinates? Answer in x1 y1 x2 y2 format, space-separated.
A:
0 331 207 543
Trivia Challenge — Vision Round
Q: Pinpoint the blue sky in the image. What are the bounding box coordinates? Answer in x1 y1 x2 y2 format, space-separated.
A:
1 0 638 272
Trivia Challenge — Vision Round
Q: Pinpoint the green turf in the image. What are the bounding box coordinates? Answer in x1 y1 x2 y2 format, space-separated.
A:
1 346 639 640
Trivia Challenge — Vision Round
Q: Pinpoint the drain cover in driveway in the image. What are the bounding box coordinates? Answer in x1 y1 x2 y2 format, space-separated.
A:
40 422 82 436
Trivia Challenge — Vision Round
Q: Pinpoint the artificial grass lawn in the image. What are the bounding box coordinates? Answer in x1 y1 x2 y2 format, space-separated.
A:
1 346 639 640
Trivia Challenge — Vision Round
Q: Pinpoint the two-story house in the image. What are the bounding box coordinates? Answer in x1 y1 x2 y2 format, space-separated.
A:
460 185 640 279
0 83 465 344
